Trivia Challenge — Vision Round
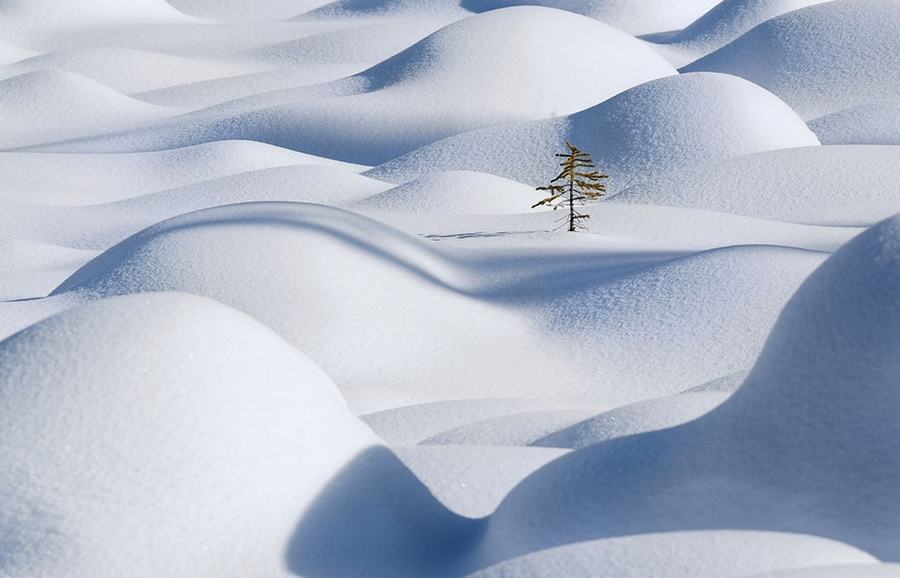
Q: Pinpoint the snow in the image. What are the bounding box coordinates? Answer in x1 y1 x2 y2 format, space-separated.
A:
751 565 900 578
353 171 539 214
653 0 836 65
466 532 878 578
533 392 730 449
38 7 675 162
612 145 900 225
0 292 380 578
0 38 34 65
2 1 899 575
394 445 569 517
47 203 579 412
363 398 604 446
0 70 181 149
420 409 604 446
166 0 335 20
369 72 818 189
0 0 189 26
0 47 263 95
0 240 97 300
0 141 366 206
481 214 900 565
810 100 900 145
684 0 900 119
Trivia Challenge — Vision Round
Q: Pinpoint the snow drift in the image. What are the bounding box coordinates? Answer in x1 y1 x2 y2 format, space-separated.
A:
44 7 676 163
0 292 378 577
50 202 578 412
369 72 818 189
684 0 900 119
658 0 837 58
0 70 179 149
466 531 878 578
810 101 900 145
482 213 900 563
353 171 537 215
613 145 900 225
0 140 361 207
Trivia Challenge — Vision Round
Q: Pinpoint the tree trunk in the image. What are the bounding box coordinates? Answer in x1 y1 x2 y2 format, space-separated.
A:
568 178 575 232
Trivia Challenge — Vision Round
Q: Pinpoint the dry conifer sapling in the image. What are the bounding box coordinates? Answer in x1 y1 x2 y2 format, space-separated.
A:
533 141 608 232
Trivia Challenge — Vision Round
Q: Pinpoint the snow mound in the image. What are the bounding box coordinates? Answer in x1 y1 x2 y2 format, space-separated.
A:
0 240 96 300
612 145 900 225
481 0 722 35
0 292 380 578
516 244 827 406
467 531 878 578
724 213 900 458
809 100 900 145
684 0 900 119
0 70 180 149
660 0 836 57
420 409 602 446
58 7 675 163
306 0 471 19
0 38 34 65
533 392 729 449
0 0 189 25
50 202 574 412
362 399 602 445
310 0 721 35
681 370 749 393
3 47 259 94
369 72 818 189
484 214 900 562
0 166 391 250
565 0 725 35
394 445 568 517
354 171 537 215
165 0 334 20
0 140 362 207
750 564 900 577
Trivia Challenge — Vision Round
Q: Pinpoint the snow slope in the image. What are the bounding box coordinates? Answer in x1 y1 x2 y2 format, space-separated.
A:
353 171 538 215
534 392 729 449
0 0 189 26
370 72 818 189
0 70 180 149
810 100 900 145
482 213 900 563
0 166 390 249
166 0 335 20
307 0 721 35
37 7 675 162
655 0 837 63
612 145 900 225
0 38 34 65
684 0 900 119
467 532 878 578
1 47 261 95
0 140 365 206
48 202 582 412
0 292 379 578
1 2 897 575
44 201 843 412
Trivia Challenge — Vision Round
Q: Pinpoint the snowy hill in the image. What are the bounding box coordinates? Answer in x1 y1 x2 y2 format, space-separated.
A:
370 72 818 188
684 0 900 119
0 0 898 576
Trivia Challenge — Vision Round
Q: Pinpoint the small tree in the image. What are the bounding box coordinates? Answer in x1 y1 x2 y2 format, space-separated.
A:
532 141 608 232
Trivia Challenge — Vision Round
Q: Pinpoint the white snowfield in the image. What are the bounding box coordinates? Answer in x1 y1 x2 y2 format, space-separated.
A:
0 0 898 577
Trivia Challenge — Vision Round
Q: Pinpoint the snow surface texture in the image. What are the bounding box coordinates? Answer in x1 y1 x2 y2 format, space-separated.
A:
684 0 900 119
369 72 818 188
1 0 899 576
